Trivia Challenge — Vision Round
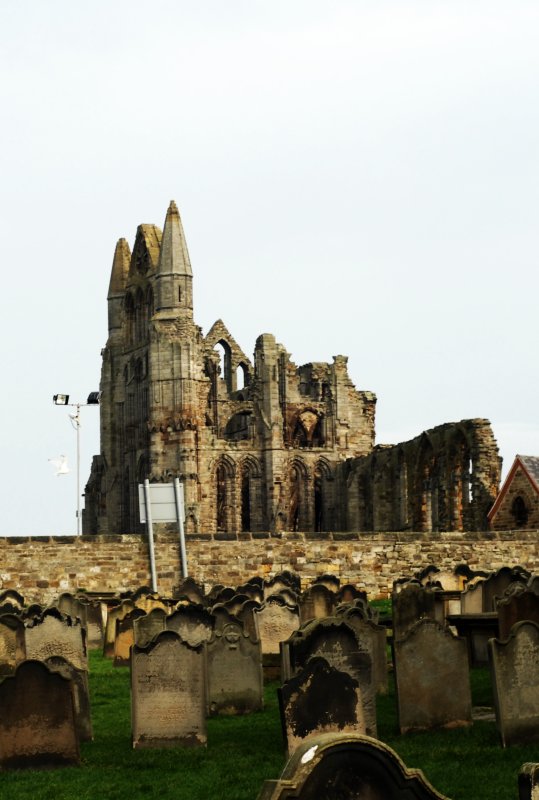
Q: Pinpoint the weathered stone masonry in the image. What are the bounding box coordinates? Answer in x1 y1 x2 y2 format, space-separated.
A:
84 201 502 536
3 532 539 605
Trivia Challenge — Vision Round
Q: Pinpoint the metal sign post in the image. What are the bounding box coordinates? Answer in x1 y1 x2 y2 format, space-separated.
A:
138 481 188 588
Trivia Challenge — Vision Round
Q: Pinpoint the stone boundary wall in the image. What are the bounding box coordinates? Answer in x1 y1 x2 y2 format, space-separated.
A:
1 530 539 604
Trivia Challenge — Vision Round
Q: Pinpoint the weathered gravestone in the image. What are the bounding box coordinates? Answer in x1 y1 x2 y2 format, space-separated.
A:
254 596 300 680
336 608 388 695
279 657 365 756
257 732 449 800
57 592 88 630
299 584 336 624
393 618 472 734
131 630 207 748
489 620 539 747
166 603 214 646
236 599 262 641
0 660 80 768
283 618 376 738
45 655 93 742
103 600 135 658
481 566 529 612
520 762 539 800
0 590 24 609
134 607 168 648
206 616 263 715
392 584 444 641
25 608 87 671
114 608 146 666
336 584 367 604
175 577 207 605
0 614 26 675
497 589 539 641
312 574 341 593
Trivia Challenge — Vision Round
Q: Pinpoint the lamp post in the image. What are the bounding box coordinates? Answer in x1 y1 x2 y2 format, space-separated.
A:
53 392 100 535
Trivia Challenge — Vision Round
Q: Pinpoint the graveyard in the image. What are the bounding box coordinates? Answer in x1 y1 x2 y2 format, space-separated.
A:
1 571 539 798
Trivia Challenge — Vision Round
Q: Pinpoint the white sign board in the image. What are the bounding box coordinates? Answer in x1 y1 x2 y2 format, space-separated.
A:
138 483 184 523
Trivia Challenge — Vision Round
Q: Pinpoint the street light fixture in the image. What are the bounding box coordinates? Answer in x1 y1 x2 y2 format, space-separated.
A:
53 392 100 535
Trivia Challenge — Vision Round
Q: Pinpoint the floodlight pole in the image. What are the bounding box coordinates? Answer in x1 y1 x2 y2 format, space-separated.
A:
53 393 100 536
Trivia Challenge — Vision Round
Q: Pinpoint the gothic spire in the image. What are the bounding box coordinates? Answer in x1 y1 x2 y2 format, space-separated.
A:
155 200 193 315
108 238 131 296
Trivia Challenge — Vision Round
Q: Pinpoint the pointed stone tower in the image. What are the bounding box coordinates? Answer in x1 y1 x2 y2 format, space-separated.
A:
155 200 193 317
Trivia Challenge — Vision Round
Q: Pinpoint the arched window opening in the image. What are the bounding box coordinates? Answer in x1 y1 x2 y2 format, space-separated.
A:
214 341 232 391
314 470 323 532
134 288 144 341
512 496 529 528
125 293 135 345
241 471 251 532
216 463 227 531
224 412 252 441
290 466 300 532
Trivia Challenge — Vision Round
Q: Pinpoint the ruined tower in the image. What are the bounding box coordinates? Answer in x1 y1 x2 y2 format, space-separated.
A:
84 201 377 534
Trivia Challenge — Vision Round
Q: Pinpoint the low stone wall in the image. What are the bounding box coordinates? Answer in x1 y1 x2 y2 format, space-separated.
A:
1 530 539 604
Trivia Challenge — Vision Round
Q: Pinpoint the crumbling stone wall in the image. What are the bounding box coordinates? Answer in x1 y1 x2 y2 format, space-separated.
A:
2 530 538 605
342 419 501 532
84 202 501 537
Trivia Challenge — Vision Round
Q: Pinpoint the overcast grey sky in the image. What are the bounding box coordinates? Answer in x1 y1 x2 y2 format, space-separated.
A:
1 1 538 536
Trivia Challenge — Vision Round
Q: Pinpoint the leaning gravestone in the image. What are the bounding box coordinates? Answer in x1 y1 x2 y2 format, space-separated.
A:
206 617 263 715
103 600 135 658
393 618 472 734
25 608 87 671
0 660 80 768
285 618 376 738
114 608 146 666
0 614 26 675
166 603 214 646
45 655 93 742
131 630 207 748
256 732 449 800
279 657 365 756
489 620 539 747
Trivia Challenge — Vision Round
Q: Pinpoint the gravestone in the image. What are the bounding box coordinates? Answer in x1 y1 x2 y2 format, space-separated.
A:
134 607 168 648
299 585 335 624
393 618 472 734
114 608 146 666
489 620 539 747
254 597 301 656
25 609 87 671
279 657 365 756
166 603 214 646
0 590 24 609
45 655 93 742
285 618 376 738
460 580 484 614
336 584 367 604
520 762 539 800
0 660 80 768
236 599 262 641
175 577 207 605
257 732 448 800
312 574 340 593
206 618 263 715
131 630 207 748
497 589 539 641
57 592 88 630
103 600 135 658
222 593 251 616
482 567 529 612
235 582 264 603
0 614 26 675
337 609 388 695
392 584 444 640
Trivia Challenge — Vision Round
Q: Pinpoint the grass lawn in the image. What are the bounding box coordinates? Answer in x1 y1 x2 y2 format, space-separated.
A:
0 651 537 799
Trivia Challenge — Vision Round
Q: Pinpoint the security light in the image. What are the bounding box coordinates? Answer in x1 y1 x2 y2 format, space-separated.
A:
53 394 69 405
86 392 101 405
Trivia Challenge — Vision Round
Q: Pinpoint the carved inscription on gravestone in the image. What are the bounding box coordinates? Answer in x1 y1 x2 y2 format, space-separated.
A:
25 611 87 671
254 599 300 655
131 631 206 748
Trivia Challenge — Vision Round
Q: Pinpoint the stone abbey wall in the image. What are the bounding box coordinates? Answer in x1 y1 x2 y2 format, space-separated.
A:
2 531 539 605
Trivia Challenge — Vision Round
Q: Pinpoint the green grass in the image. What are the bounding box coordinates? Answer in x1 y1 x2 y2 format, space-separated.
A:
0 653 537 799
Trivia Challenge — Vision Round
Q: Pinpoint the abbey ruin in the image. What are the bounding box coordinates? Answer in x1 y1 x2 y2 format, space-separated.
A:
84 202 501 536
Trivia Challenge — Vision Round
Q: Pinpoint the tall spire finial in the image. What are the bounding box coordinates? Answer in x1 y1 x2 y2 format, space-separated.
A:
108 238 131 296
158 200 192 277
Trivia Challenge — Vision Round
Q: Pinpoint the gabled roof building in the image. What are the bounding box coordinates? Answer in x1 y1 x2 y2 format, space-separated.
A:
488 455 539 530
